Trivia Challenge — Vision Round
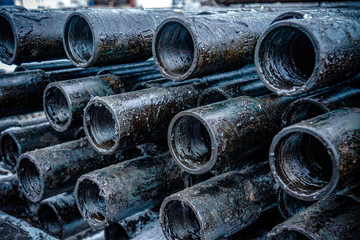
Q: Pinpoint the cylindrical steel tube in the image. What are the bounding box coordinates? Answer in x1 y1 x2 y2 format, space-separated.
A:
153 10 281 81
75 153 184 228
63 8 186 67
0 111 47 133
277 189 314 219
282 85 360 126
269 108 360 201
0 175 25 217
17 138 120 202
160 163 277 240
168 94 296 175
83 68 258 154
268 186 360 240
15 59 74 72
255 15 360 96
0 9 73 64
38 192 90 239
0 122 82 172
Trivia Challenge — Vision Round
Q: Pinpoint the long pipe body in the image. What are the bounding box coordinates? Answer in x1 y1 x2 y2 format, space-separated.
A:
153 9 280 81
38 192 90 239
17 138 121 202
0 175 25 217
83 67 259 154
43 64 160 131
15 59 74 72
268 187 360 240
1 122 82 172
0 111 47 133
255 14 360 96
75 153 184 228
63 8 191 67
269 108 360 201
0 8 74 64
160 163 277 240
168 94 298 175
282 85 360 126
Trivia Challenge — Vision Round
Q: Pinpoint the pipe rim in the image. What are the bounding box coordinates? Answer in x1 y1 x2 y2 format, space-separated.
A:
0 131 21 170
38 202 63 238
197 88 231 107
268 224 317 240
0 12 17 64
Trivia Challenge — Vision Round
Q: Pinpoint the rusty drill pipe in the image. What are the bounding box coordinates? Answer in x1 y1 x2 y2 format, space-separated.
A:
160 163 278 240
268 186 360 240
0 175 25 217
255 16 360 96
38 192 90 239
169 94 299 175
197 76 270 106
25 198 40 222
152 9 283 81
0 111 47 133
270 108 360 201
277 189 314 219
15 59 75 72
17 138 120 203
83 67 258 154
75 153 184 228
282 85 360 127
43 66 160 132
104 209 159 240
63 8 189 67
0 9 75 65
0 122 82 172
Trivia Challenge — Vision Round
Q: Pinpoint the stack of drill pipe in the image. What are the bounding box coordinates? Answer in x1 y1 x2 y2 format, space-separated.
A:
82 65 267 155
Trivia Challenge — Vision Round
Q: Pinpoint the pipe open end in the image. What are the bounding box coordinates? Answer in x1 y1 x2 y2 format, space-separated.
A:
1 133 19 169
169 114 215 175
0 15 16 64
38 204 62 238
161 200 201 240
44 85 71 132
18 157 43 202
256 25 316 95
64 14 94 67
154 20 195 81
105 223 129 240
271 129 336 200
77 179 106 226
84 101 118 153
197 89 229 107
270 230 312 240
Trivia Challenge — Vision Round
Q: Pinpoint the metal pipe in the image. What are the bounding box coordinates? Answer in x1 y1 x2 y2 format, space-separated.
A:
75 153 184 228
168 94 297 175
268 186 360 240
160 163 277 240
43 65 160 132
277 189 314 219
0 175 25 217
38 192 90 239
17 138 120 202
0 9 74 64
269 108 360 201
282 85 360 126
255 15 360 96
83 68 258 154
0 111 47 133
15 59 74 72
0 122 81 172
152 10 281 81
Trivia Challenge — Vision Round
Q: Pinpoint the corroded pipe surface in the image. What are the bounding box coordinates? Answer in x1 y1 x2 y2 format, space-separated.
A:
0 122 81 172
0 9 74 64
269 108 360 201
153 9 280 81
38 192 90 239
75 153 184 228
160 163 277 240
17 138 120 202
168 94 297 175
255 15 360 96
15 60 75 72
83 68 258 154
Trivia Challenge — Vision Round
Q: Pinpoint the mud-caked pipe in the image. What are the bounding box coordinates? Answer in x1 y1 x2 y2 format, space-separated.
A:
75 153 184 228
282 85 360 126
43 65 160 132
38 192 90 239
268 186 360 240
17 138 121 202
277 189 314 219
0 175 25 217
83 68 258 154
0 9 75 64
153 10 282 81
0 111 47 133
0 122 81 172
15 60 74 72
270 108 360 201
160 163 278 240
255 15 360 96
169 94 298 175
